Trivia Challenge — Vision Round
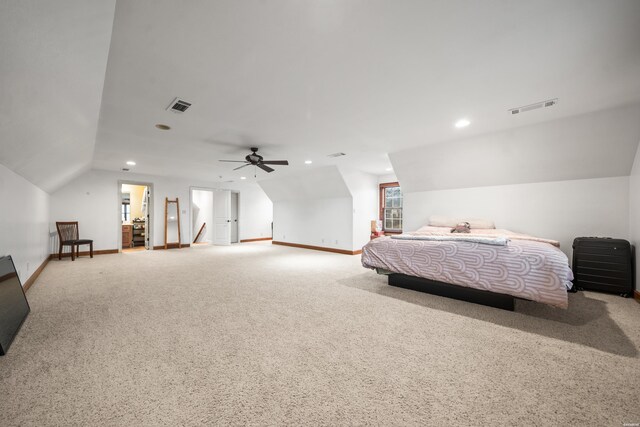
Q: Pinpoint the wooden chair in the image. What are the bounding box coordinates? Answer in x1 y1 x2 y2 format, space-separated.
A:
56 222 93 261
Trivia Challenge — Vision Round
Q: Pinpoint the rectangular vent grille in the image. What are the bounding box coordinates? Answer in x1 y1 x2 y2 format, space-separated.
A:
167 98 192 113
509 98 557 115
327 152 346 158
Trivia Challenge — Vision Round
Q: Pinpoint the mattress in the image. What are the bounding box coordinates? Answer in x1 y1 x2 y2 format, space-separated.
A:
361 236 573 308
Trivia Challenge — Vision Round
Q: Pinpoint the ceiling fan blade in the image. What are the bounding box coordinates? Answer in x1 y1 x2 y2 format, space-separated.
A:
257 164 275 173
219 160 249 163
261 160 289 165
233 164 251 171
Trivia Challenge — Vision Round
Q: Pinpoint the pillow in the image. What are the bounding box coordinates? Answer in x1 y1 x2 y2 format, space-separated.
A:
428 215 496 229
466 218 496 229
428 215 459 228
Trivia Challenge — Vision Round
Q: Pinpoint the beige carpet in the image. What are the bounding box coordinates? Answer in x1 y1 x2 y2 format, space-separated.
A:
0 242 638 426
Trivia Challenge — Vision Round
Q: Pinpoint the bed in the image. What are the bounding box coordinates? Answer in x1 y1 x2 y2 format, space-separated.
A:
361 223 574 310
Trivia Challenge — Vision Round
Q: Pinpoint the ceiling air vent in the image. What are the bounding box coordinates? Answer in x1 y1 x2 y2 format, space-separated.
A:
166 97 192 113
509 98 557 115
327 152 346 158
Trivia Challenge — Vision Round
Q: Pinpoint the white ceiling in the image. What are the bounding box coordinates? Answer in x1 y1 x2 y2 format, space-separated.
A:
3 1 640 191
0 0 116 192
391 103 640 193
91 0 640 184
260 166 351 202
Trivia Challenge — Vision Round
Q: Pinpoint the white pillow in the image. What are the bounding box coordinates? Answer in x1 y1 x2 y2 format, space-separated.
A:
466 218 496 229
427 215 459 228
427 215 495 229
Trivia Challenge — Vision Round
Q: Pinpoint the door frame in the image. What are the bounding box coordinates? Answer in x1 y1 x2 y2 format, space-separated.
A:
189 186 241 244
230 191 240 244
117 180 154 252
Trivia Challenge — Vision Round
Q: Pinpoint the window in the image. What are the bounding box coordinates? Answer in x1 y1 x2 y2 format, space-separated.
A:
379 182 402 232
122 202 131 222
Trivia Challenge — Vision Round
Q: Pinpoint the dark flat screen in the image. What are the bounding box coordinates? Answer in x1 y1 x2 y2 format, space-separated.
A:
0 256 30 355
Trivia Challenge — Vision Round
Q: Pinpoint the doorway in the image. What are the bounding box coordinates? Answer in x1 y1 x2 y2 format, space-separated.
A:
191 189 214 245
119 182 153 252
230 192 239 244
190 187 240 246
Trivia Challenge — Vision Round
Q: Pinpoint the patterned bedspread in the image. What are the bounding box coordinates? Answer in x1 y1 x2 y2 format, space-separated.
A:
361 236 573 308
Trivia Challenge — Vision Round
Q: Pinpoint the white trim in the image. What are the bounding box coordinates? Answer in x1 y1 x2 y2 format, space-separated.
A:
189 186 241 245
117 180 154 252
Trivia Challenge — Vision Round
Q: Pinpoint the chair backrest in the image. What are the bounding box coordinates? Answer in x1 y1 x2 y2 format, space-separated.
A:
56 222 79 242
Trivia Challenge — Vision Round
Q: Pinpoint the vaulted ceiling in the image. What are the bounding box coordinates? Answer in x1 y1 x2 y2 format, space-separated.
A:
2 0 640 192
0 0 116 192
392 103 640 193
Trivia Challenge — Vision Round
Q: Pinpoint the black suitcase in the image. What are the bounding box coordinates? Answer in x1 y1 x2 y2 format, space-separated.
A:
572 237 634 297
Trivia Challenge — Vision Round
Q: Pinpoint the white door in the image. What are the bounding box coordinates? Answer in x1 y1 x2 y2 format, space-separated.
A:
144 187 151 250
214 190 231 246
230 192 239 243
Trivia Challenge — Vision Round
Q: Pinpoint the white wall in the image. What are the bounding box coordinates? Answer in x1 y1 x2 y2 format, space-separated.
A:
341 169 379 250
378 174 398 184
273 198 354 251
191 189 214 243
261 166 355 251
629 144 640 291
260 166 379 252
404 177 630 259
238 184 274 241
50 169 272 251
0 163 50 285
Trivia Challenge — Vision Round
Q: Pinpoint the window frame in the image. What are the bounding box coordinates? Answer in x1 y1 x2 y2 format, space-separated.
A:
379 182 403 233
122 202 131 222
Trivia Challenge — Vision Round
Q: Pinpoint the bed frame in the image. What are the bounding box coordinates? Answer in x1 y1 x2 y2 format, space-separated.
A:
388 273 515 311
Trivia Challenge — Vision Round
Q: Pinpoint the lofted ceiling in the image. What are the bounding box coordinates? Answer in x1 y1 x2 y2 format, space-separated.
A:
0 0 116 192
2 1 640 191
259 166 351 202
391 103 640 193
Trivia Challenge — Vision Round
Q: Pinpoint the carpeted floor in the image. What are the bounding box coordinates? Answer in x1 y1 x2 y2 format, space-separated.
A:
0 242 638 426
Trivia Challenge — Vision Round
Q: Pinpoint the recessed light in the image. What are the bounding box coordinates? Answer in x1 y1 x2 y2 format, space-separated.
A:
126 161 136 166
386 167 392 172
155 124 171 130
455 118 470 128
305 160 312 164
240 176 246 180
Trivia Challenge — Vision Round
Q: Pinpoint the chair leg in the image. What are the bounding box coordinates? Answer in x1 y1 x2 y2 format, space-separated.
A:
58 242 62 260
90 242 93 258
71 244 75 261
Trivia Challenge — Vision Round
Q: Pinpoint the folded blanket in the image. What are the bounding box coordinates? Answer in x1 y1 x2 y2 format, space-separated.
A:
391 234 509 246
413 226 560 247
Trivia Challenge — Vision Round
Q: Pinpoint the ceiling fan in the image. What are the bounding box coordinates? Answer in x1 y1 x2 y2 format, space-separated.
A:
219 147 289 174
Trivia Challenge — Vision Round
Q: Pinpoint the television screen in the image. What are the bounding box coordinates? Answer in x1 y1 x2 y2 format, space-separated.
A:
0 256 30 355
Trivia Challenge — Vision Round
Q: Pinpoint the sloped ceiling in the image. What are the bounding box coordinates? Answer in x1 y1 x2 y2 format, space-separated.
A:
0 0 116 192
391 103 640 193
259 166 351 202
91 0 640 183
2 1 640 191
